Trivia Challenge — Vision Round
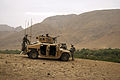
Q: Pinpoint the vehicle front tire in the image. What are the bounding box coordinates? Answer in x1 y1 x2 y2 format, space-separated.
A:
60 53 70 61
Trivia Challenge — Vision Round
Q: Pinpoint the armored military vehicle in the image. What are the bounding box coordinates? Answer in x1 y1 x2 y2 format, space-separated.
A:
22 34 71 61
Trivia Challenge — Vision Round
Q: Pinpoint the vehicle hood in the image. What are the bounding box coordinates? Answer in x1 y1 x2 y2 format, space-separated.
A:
60 48 70 53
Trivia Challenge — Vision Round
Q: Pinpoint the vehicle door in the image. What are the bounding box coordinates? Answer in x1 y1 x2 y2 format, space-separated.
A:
49 45 57 57
39 44 48 57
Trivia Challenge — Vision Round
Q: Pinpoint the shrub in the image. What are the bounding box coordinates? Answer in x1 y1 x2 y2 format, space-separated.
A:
0 50 21 54
74 48 120 63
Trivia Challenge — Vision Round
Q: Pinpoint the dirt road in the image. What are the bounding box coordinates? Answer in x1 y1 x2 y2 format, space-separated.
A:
0 54 120 80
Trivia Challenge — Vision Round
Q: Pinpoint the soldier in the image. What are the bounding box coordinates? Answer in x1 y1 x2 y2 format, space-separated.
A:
41 35 44 37
46 34 49 37
53 37 57 43
53 36 60 43
22 34 30 51
23 34 30 44
70 44 76 61
60 43 67 50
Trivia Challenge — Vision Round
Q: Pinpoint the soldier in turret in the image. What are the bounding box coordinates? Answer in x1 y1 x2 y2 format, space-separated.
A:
46 34 49 37
70 44 76 61
53 36 60 43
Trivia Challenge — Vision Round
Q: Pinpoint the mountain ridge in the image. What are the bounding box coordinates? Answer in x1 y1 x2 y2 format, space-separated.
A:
0 9 120 49
0 24 23 32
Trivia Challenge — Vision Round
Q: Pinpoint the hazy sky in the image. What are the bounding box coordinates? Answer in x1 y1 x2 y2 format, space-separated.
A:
0 0 120 28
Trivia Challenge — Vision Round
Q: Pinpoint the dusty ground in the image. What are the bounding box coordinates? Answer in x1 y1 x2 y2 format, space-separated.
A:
0 54 120 80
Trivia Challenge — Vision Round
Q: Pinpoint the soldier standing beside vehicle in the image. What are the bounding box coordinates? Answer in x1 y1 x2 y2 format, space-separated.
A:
22 34 30 51
70 44 76 61
60 43 67 50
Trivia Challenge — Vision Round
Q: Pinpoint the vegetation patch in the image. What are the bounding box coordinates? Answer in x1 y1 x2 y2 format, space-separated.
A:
74 48 120 63
0 50 21 54
0 48 120 63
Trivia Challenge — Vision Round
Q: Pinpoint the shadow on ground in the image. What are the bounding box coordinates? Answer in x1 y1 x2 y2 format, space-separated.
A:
21 55 71 62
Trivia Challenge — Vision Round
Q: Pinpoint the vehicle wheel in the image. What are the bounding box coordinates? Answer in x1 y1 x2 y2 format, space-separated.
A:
29 50 38 59
60 53 70 61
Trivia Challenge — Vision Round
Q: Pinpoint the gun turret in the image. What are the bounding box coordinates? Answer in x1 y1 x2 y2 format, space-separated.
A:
36 34 59 44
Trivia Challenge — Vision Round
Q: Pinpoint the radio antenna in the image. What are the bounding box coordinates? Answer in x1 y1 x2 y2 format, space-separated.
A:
30 18 32 43
24 20 27 35
27 20 29 35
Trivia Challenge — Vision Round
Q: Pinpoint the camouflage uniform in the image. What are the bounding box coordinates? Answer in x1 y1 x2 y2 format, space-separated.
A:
22 35 30 51
70 45 76 61
53 37 57 43
60 43 67 50
46 34 49 37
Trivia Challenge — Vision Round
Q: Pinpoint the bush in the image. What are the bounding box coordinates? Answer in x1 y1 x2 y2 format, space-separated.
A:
74 48 120 63
0 50 21 54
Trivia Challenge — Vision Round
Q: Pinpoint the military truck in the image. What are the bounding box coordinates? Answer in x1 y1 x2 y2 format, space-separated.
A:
22 34 71 61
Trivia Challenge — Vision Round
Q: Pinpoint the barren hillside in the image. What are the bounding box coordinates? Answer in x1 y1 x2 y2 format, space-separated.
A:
0 25 23 32
0 25 14 31
0 9 120 49
0 54 120 80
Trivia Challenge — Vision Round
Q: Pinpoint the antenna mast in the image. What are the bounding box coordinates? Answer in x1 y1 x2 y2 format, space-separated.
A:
27 20 29 34
30 18 32 43
24 20 27 35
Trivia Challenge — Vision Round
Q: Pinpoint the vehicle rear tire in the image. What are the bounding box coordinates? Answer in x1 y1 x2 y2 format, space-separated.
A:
29 50 38 59
60 53 70 61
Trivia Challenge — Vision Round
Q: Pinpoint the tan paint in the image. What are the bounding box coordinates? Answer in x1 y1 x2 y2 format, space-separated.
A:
25 42 71 59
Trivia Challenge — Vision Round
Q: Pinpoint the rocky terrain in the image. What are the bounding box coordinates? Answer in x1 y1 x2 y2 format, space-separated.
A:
0 54 120 80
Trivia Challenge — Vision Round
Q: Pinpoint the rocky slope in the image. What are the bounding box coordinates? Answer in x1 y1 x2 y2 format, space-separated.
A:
0 9 120 49
0 24 23 32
